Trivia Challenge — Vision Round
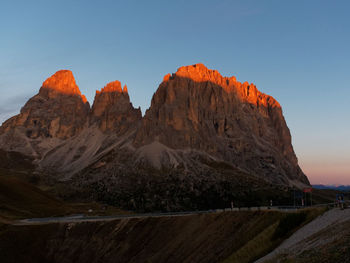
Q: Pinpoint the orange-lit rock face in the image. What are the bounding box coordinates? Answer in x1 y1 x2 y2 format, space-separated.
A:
91 81 141 133
135 63 308 184
173 63 280 109
96 80 123 94
42 70 79 94
0 70 90 140
40 70 87 103
139 64 283 140
0 64 308 186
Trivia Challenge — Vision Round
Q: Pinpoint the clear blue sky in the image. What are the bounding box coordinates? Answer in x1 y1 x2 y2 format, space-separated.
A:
1 0 349 184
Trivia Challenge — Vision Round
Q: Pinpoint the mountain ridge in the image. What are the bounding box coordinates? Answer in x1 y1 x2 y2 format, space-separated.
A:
0 64 309 210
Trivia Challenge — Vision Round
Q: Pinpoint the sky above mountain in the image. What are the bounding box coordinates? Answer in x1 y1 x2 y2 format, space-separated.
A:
0 0 349 184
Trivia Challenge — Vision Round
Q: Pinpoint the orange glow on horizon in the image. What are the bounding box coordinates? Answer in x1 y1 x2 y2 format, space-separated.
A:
301 160 350 185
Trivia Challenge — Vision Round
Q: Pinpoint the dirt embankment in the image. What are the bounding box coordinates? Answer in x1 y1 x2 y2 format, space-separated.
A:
258 208 350 263
0 211 284 263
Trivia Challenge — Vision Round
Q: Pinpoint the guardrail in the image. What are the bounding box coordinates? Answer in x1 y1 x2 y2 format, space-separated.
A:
215 201 350 213
312 200 350 208
18 201 350 225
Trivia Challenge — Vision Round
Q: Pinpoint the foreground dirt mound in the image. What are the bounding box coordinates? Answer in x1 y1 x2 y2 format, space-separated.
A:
0 211 281 263
0 208 328 263
258 208 350 263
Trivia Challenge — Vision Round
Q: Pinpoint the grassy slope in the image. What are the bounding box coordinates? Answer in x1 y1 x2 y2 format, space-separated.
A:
0 176 72 220
0 149 128 220
267 217 350 263
0 173 129 220
222 208 326 263
311 188 347 204
0 209 326 263
0 149 341 262
0 150 72 220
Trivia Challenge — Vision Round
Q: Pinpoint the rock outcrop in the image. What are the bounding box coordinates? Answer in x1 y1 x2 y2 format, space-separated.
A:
31 79 141 175
0 64 309 210
134 64 308 185
0 70 90 140
0 71 142 158
90 80 141 133
0 70 90 156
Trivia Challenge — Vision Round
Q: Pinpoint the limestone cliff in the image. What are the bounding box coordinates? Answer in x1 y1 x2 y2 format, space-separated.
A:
134 64 308 185
0 65 309 193
0 70 90 140
90 80 141 133
0 70 90 156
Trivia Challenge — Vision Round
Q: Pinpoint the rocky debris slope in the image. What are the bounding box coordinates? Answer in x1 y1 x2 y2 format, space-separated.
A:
73 146 295 211
0 64 309 209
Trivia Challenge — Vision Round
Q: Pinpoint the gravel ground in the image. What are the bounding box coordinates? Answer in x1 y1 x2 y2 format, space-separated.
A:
255 207 350 262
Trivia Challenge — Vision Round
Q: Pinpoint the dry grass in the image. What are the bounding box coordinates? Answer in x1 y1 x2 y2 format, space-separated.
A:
0 173 130 220
265 215 350 263
222 208 327 263
0 176 71 220
222 222 279 263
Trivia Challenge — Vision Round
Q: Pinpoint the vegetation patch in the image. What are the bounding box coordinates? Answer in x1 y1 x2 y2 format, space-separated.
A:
272 212 307 240
222 208 326 263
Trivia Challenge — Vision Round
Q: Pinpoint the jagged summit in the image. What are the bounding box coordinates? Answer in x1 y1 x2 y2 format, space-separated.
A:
175 63 226 82
123 84 128 93
96 80 128 94
162 63 280 109
0 65 308 190
134 63 307 186
40 70 88 103
90 80 141 132
168 63 239 88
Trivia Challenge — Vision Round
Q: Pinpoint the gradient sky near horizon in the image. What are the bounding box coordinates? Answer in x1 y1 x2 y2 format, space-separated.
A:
0 0 349 185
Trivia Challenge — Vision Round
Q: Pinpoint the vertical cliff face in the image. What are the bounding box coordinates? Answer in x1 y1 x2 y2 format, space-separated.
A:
0 64 309 187
90 81 142 133
134 64 307 185
0 70 90 140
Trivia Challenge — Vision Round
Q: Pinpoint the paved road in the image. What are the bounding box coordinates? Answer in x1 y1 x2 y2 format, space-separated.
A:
15 211 216 225
15 206 311 225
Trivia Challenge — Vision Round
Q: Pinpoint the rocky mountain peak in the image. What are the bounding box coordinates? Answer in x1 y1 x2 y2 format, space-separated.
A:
174 63 224 82
0 70 90 156
164 63 280 110
135 63 308 186
97 80 123 94
95 81 129 95
123 84 128 93
40 70 87 103
0 65 308 189
91 81 141 132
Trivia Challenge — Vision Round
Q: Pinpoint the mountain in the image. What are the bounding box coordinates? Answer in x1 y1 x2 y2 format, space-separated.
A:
134 64 306 186
0 64 309 210
90 80 141 133
0 70 90 157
